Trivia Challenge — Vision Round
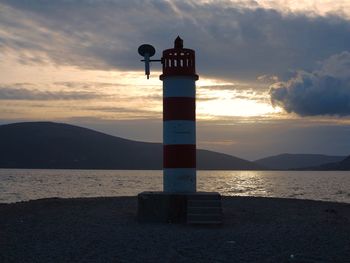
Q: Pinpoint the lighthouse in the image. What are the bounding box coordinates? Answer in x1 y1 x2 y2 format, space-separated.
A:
137 37 222 224
161 36 198 193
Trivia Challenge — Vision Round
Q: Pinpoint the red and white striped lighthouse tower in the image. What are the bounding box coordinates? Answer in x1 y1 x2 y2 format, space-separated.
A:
160 36 198 193
138 38 222 224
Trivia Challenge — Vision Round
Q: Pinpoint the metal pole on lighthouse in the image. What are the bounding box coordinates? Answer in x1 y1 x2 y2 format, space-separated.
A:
161 36 198 193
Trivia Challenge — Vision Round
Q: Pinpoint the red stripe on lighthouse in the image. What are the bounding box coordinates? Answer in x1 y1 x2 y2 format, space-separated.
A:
163 97 195 121
163 144 196 168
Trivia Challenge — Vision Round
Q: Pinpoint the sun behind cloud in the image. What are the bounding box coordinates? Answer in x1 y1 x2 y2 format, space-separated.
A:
198 97 281 118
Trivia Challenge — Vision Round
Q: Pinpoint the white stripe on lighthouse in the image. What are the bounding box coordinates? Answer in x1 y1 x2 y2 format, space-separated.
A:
163 77 196 98
163 120 195 145
163 168 196 193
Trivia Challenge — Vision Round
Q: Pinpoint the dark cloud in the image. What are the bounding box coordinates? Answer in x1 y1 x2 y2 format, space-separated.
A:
199 84 262 91
1 0 350 81
0 85 100 100
83 106 157 115
270 51 350 116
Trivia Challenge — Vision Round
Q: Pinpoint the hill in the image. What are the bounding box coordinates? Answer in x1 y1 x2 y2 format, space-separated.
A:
337 156 350 170
315 155 350 170
254 153 346 170
0 122 261 170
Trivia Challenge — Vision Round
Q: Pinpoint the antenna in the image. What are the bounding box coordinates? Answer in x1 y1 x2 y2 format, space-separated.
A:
138 44 161 79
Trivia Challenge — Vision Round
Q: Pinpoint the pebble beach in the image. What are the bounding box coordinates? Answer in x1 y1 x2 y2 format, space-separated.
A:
1 196 349 263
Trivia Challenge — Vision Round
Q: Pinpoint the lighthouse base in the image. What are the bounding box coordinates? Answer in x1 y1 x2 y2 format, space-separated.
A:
137 191 222 224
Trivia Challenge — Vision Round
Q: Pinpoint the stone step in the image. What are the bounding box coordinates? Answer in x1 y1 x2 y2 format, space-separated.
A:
187 220 222 225
187 213 222 221
188 200 222 208
186 193 223 225
187 193 221 200
187 213 223 225
187 206 222 214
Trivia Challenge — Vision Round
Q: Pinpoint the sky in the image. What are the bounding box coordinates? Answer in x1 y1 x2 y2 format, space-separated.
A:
0 0 350 160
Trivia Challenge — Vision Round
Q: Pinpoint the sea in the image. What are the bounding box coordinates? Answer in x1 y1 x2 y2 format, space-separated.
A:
0 169 349 204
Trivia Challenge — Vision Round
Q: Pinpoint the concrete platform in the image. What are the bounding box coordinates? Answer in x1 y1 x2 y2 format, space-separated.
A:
137 191 222 224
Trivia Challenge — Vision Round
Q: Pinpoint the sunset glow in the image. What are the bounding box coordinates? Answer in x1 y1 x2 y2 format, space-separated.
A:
1 0 350 159
198 98 282 118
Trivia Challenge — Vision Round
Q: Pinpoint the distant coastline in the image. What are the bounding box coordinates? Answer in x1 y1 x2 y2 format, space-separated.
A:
0 122 349 171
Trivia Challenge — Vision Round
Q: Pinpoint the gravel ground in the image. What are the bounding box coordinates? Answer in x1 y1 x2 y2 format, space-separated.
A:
0 196 349 263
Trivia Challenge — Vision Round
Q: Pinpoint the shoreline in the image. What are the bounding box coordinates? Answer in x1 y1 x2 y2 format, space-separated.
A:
0 167 349 171
2 194 350 205
1 196 349 262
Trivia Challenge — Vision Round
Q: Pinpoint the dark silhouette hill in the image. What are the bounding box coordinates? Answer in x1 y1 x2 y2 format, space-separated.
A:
314 155 350 170
0 122 261 170
337 156 350 170
254 153 346 170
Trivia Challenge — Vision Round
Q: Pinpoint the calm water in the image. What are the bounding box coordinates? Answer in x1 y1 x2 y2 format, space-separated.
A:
0 169 349 204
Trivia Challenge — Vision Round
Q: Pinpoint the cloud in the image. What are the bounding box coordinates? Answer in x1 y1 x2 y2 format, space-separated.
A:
79 105 161 119
1 0 350 81
0 85 100 100
257 74 279 83
0 81 164 120
270 51 350 116
253 0 350 18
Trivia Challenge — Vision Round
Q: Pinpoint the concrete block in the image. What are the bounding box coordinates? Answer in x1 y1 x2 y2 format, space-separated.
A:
137 191 187 223
137 191 222 224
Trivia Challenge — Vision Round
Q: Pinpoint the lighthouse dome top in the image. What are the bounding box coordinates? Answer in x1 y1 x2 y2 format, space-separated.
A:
160 36 198 80
174 36 183 49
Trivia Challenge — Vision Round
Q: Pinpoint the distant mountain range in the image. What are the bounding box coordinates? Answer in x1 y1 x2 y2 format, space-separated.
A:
336 156 350 170
313 155 350 171
255 153 347 170
0 122 261 170
0 122 348 170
